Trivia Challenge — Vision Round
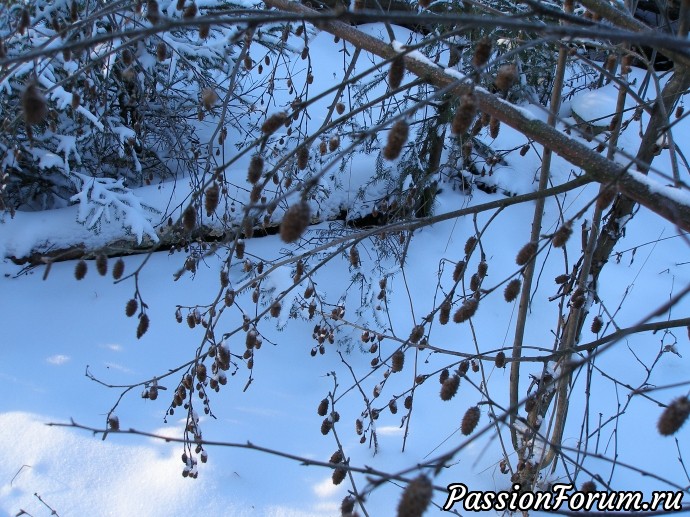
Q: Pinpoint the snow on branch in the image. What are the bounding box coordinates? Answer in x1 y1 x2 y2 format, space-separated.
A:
70 173 160 244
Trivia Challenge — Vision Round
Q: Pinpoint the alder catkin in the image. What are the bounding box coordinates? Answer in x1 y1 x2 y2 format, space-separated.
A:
182 204 196 232
396 475 432 517
391 350 405 373
204 182 219 216
658 397 690 436
22 83 48 125
96 254 108 276
383 120 409 160
516 241 538 266
74 259 87 280
439 300 451 325
494 63 518 92
453 298 478 323
112 258 125 280
317 397 329 416
126 298 138 317
461 406 481 435
136 313 150 339
247 155 263 184
504 279 521 302
452 93 477 136
388 55 405 90
261 112 287 136
489 117 500 139
280 201 311 243
472 37 492 68
552 222 572 248
297 145 309 170
591 315 603 333
495 351 506 368
440 375 460 400
453 260 466 282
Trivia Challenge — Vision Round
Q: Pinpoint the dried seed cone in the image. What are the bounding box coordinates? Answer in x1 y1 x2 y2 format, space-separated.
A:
183 204 196 232
472 37 492 68
205 183 219 216
247 155 263 184
591 315 603 333
396 474 432 517
504 278 521 302
330 450 344 464
464 236 477 256
439 300 451 325
391 350 405 373
597 186 617 210
383 120 409 160
658 397 690 436
126 298 138 317
516 241 538 266
440 375 460 401
520 144 530 156
336 102 345 115
349 246 360 267
332 467 347 485
270 302 281 317
404 395 413 409
329 136 340 152
95 254 108 276
75 259 87 280
112 258 125 280
461 406 480 435
321 418 333 435
489 117 500 139
183 2 197 17
318 397 329 416
136 313 150 339
156 42 166 61
495 351 506 368
297 145 309 170
477 261 488 278
581 481 597 493
552 222 572 248
341 496 356 514
261 112 288 136
280 201 311 243
388 56 405 90
453 260 466 282
22 83 48 125
452 93 477 135
495 63 518 92
409 325 424 344
453 298 478 323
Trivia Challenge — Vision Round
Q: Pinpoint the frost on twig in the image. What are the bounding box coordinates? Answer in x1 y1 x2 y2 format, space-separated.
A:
70 172 160 244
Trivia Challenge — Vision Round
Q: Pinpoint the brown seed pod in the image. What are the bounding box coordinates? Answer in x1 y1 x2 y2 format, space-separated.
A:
204 183 219 216
658 397 690 436
182 204 196 232
459 360 470 376
452 93 477 136
74 259 87 280
388 55 405 90
22 83 48 126
440 374 460 401
349 245 360 267
317 397 329 416
95 254 108 276
126 298 138 317
70 0 79 21
439 300 451 325
591 315 603 333
464 236 477 256
112 258 125 280
198 22 210 39
335 102 345 115
597 186 617 210
520 143 530 156
409 325 424 344
328 136 340 152
247 155 263 184
156 42 167 62
581 481 597 493
18 8 31 35
495 351 506 368
461 406 481 435
469 273 480 292
136 313 150 339
472 37 492 68
383 120 409 161
183 2 197 18
489 117 500 139
396 474 432 517
552 222 572 248
504 279 521 302
555 273 569 284
108 415 119 431
201 88 218 110
453 260 466 282
297 145 309 170
676 105 684 119
341 496 355 515
516 241 538 266
477 261 488 278
329 450 343 464
453 298 478 323
439 368 450 385
332 467 347 485
391 350 405 373
224 289 235 307
147 0 160 24
494 63 518 93
404 395 413 409
235 240 245 260
321 418 332 435
280 201 311 243
270 301 281 318
388 399 398 414
261 112 287 136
